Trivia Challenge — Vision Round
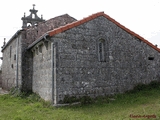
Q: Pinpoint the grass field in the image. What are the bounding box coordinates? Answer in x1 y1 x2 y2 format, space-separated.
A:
0 82 160 120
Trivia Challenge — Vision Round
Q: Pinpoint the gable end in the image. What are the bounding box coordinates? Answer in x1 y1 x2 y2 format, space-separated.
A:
48 12 160 53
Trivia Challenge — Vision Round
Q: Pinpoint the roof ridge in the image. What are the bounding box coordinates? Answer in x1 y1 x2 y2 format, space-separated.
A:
46 13 77 22
48 12 160 53
48 12 104 36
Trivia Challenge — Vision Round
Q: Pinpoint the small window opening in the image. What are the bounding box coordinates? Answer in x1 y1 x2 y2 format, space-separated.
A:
99 42 103 59
10 46 12 58
98 39 106 62
36 48 38 55
14 54 16 60
44 41 48 50
148 57 154 60
39 45 42 53
11 64 13 68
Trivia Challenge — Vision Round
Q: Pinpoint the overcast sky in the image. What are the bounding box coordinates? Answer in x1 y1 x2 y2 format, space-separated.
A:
0 0 160 61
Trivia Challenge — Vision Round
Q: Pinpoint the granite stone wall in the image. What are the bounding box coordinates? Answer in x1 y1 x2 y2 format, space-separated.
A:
21 49 33 91
50 16 160 102
23 15 160 103
32 41 52 101
21 31 33 92
1 35 22 90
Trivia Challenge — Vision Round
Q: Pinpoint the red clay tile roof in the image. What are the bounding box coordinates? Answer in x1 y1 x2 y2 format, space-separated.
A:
48 12 160 53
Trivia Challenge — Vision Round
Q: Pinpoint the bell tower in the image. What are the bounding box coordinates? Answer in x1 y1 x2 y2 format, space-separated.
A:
21 4 45 28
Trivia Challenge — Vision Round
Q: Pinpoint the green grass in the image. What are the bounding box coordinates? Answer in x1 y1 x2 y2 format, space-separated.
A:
0 82 160 120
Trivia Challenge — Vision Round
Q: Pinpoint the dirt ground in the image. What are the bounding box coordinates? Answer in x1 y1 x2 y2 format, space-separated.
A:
0 87 9 95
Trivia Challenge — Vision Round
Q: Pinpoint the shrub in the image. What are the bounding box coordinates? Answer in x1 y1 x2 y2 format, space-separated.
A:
63 95 78 104
80 96 94 105
149 81 160 89
27 93 41 102
126 81 160 94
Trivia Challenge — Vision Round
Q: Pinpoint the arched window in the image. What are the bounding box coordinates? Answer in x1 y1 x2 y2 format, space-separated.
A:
98 39 105 62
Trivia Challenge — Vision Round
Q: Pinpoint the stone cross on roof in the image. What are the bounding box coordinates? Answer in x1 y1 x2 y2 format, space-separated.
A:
33 4 35 9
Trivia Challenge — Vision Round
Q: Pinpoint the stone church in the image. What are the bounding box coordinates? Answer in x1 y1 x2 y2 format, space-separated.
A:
1 5 160 104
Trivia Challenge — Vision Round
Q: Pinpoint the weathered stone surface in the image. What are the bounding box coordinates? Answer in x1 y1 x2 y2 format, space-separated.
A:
1 11 77 94
0 87 8 94
49 16 160 102
32 43 52 101
1 34 22 90
1 12 160 103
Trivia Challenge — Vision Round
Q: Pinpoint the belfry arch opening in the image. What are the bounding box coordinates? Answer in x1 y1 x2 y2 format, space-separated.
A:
27 23 32 27
32 14 35 19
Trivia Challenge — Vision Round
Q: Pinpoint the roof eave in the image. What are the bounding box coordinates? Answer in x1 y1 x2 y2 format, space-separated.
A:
1 30 23 52
27 33 49 50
